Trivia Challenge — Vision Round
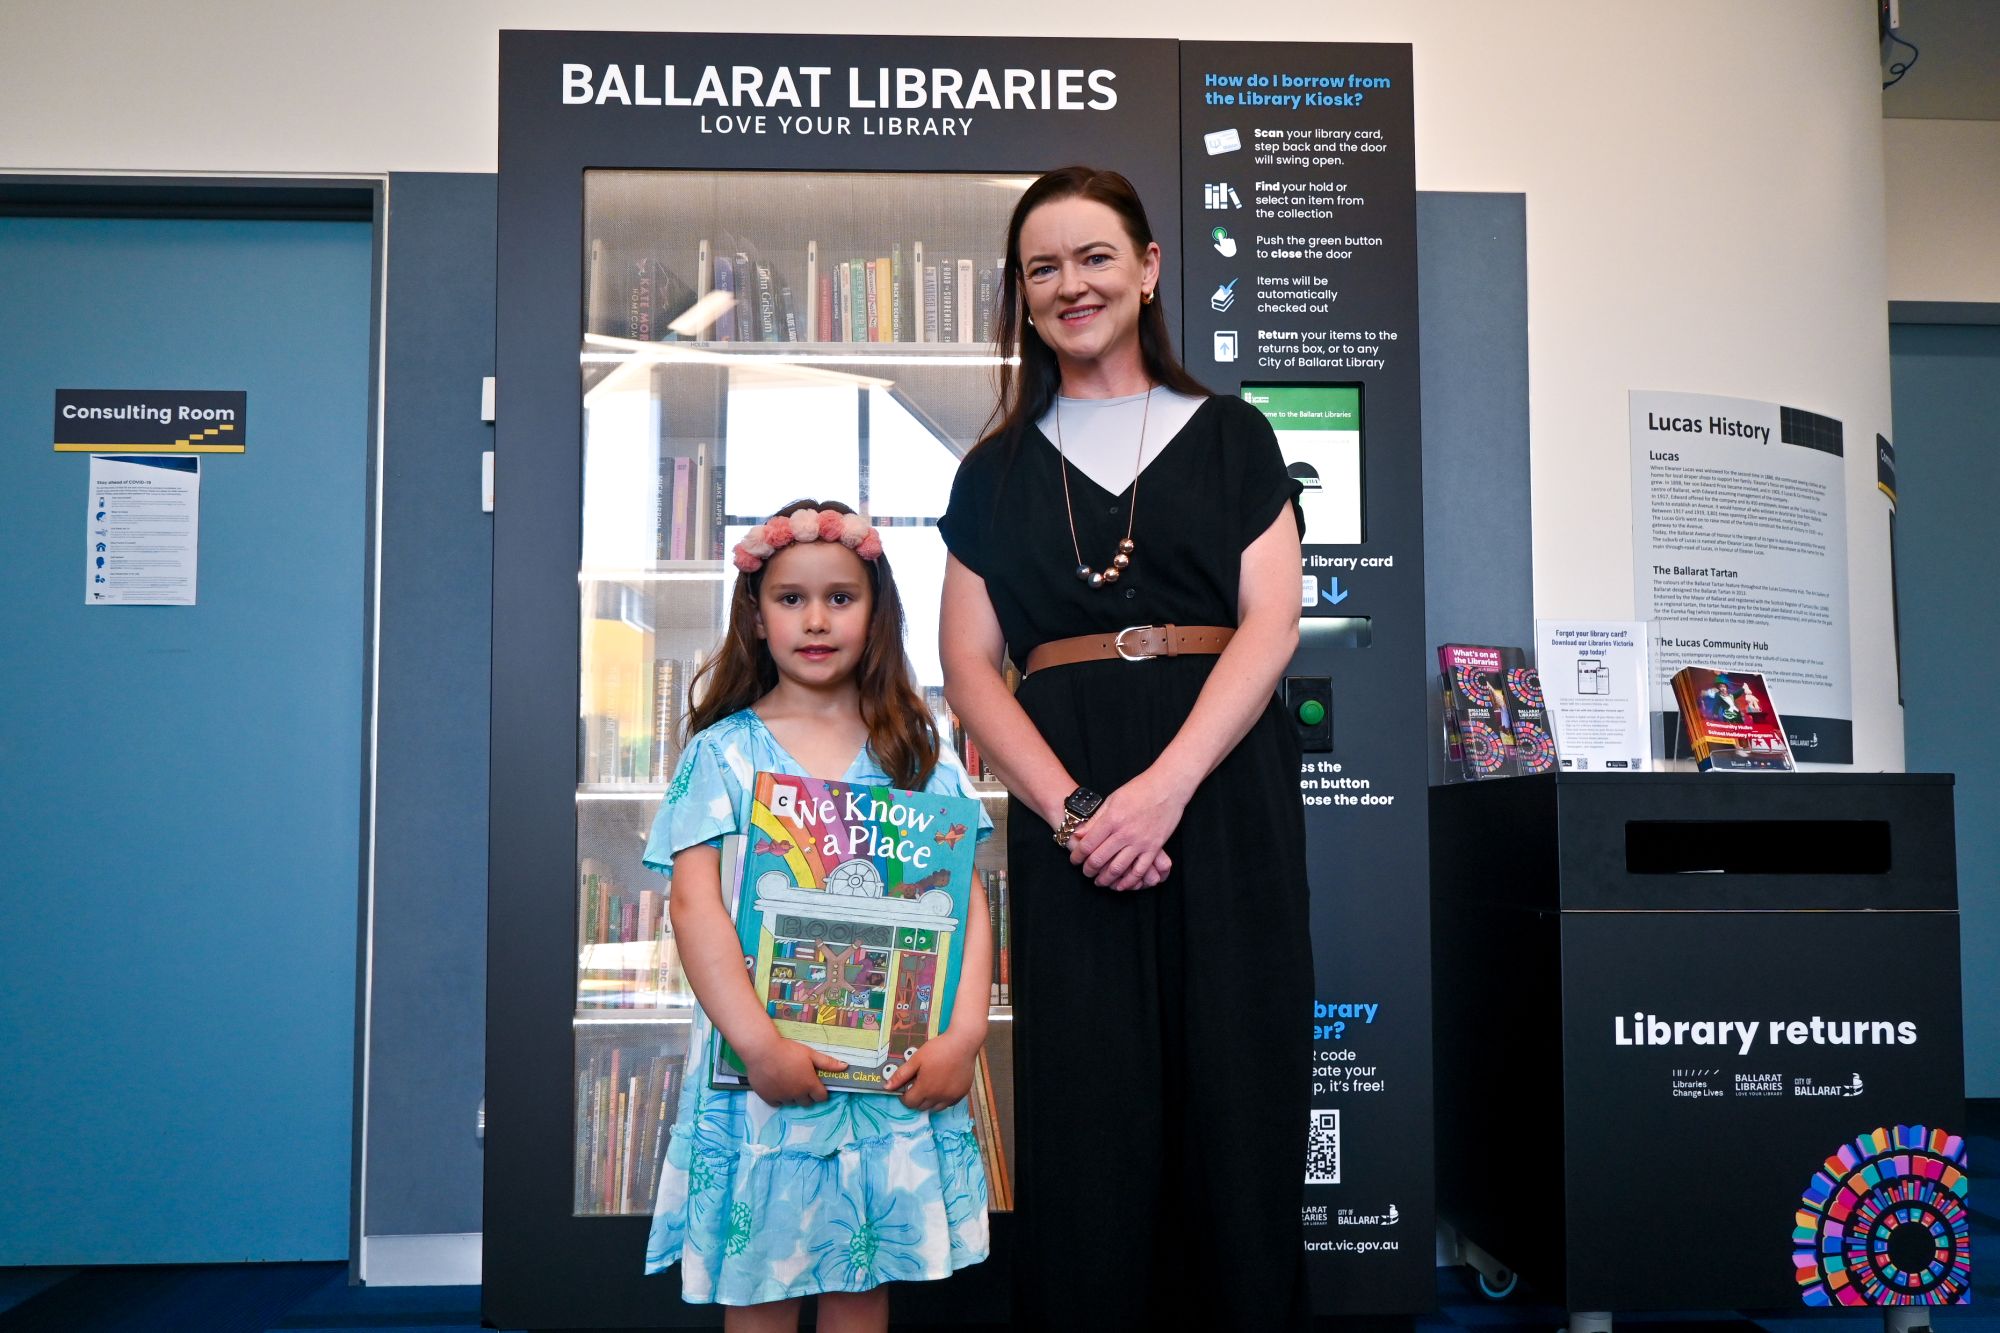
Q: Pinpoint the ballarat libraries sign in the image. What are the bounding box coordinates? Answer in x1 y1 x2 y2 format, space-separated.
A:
53 390 247 453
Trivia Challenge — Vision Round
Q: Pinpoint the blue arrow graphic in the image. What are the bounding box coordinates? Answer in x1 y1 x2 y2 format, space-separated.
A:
1322 578 1350 606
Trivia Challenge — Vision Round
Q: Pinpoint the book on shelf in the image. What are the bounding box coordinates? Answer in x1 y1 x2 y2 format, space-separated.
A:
1438 644 1556 780
912 241 927 343
955 259 975 344
967 1048 1012 1210
803 240 818 342
849 261 866 343
711 252 737 341
577 868 685 1008
922 262 939 343
651 659 683 782
731 248 755 345
865 259 881 342
753 259 779 342
1670 666 1793 771
891 242 906 343
975 263 995 345
939 260 958 343
710 771 983 1094
696 238 711 300
779 281 801 342
574 1039 684 1215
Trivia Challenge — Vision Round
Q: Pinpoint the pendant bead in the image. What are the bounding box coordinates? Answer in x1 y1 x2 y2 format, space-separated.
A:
1101 567 1120 584
1074 564 1093 582
1118 538 1136 555
1111 553 1130 570
1088 571 1105 588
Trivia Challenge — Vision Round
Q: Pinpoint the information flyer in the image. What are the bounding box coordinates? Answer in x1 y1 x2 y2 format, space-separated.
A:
1533 619 1653 772
1629 390 1851 763
86 454 200 606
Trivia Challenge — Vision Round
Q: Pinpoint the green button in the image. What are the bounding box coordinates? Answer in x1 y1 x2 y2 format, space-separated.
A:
1297 699 1327 727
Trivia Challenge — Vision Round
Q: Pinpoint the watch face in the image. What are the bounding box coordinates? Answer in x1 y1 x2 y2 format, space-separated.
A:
1065 787 1104 819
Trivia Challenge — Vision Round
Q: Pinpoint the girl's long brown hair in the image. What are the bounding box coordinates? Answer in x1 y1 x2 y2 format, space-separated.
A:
978 165 1209 466
683 498 940 789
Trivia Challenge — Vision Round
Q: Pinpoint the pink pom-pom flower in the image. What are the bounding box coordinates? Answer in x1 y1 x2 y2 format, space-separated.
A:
731 546 764 573
819 509 848 542
786 510 821 542
839 512 870 546
854 530 884 561
766 521 795 550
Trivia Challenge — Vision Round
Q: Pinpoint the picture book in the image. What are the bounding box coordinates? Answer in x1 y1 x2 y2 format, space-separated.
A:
710 770 981 1094
1670 666 1794 772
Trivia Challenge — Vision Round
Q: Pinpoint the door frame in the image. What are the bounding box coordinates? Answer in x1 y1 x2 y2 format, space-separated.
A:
0 171 388 1282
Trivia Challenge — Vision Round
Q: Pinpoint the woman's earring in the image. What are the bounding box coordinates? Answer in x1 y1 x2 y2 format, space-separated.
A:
1142 288 1155 305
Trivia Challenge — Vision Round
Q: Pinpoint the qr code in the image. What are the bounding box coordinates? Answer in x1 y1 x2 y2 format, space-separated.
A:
1305 1109 1341 1184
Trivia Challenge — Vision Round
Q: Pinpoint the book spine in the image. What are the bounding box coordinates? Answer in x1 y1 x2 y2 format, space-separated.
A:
834 262 850 342
626 255 653 341
956 259 975 343
754 261 778 342
865 261 880 342
650 659 678 780
924 265 939 343
976 265 994 344
712 255 736 341
817 274 834 346
670 457 691 560
779 281 799 342
939 259 957 343
732 252 754 345
696 238 710 299
874 258 892 341
711 450 726 560
849 261 866 343
891 242 905 342
804 241 818 341
912 241 926 342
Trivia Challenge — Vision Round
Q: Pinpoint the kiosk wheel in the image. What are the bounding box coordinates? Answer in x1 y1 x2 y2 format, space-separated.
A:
1476 1268 1518 1300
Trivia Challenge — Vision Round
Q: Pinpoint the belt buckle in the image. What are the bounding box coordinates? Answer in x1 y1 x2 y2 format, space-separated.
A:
1114 624 1160 662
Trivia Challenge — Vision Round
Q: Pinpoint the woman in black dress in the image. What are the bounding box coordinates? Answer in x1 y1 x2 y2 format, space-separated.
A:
937 166 1312 1330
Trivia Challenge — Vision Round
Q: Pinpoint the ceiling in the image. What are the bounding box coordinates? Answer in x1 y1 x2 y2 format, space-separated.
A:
1882 0 2000 120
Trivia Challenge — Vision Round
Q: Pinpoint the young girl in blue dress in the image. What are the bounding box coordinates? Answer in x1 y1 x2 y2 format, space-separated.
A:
643 498 993 1330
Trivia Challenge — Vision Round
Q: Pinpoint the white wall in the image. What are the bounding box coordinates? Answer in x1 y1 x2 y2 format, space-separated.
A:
0 0 1905 767
1885 118 2000 303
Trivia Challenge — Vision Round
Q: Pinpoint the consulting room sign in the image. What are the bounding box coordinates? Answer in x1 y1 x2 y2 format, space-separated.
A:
53 390 247 453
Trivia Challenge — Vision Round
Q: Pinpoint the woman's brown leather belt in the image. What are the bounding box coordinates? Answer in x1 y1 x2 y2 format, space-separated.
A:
1023 623 1235 675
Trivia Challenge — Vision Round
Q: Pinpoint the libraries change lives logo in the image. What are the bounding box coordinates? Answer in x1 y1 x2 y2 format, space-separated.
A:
1792 1125 1971 1307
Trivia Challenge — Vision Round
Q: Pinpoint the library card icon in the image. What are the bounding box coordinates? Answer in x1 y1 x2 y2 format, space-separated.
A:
1204 127 1242 155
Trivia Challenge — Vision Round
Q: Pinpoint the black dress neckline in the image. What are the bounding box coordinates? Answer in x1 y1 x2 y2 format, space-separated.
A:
1027 393 1221 502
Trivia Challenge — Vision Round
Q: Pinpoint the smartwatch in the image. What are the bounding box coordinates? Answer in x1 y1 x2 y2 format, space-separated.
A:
1053 785 1104 849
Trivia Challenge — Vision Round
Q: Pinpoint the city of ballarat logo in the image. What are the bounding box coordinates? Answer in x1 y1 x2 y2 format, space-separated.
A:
1670 1067 1723 1099
1735 1071 1785 1097
1794 1073 1865 1098
1336 1203 1401 1226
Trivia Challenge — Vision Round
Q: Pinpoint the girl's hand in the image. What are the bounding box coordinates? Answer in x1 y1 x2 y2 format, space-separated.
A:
882 1031 980 1112
744 1038 848 1107
1069 770 1188 891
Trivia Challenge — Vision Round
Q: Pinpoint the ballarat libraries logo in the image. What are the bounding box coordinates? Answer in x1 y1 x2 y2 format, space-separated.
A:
1306 1109 1340 1184
1792 1125 1971 1307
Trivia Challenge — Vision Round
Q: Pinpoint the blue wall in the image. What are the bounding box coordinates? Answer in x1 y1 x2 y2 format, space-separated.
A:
1890 320 2000 1098
0 216 373 1262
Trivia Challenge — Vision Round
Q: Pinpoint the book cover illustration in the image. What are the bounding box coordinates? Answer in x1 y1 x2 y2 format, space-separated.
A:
1670 666 1794 772
712 770 979 1094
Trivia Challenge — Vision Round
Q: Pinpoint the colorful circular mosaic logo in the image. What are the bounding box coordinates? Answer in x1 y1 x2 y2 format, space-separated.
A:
1514 719 1557 773
1461 719 1508 775
1793 1124 1972 1307
1505 665 1543 708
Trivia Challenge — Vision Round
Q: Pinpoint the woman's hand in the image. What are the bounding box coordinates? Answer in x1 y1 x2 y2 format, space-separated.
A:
742 1038 848 1107
1069 769 1189 891
883 1029 981 1112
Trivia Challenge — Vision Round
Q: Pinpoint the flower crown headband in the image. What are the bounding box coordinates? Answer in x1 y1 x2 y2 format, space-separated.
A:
732 508 884 573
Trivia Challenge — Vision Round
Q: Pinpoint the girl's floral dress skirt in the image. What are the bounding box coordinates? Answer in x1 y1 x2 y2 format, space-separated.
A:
644 1007 990 1305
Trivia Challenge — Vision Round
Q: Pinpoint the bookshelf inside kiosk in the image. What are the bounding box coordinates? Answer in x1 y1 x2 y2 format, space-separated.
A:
571 169 1024 1219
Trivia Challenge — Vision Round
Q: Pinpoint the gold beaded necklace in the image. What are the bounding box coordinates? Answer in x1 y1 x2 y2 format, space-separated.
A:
1053 386 1150 589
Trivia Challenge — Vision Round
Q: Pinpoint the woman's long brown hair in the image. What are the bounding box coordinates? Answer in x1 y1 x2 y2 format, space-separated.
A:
683 498 940 789
978 165 1209 467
